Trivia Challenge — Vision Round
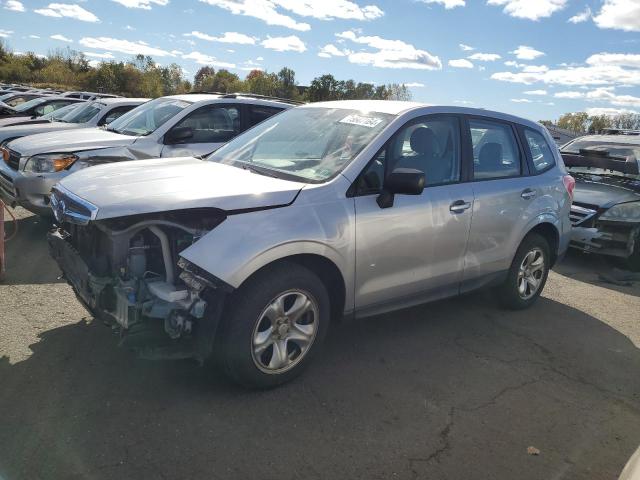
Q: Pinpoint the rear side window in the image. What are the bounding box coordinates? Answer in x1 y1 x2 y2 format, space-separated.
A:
249 106 283 127
469 119 521 180
525 128 555 173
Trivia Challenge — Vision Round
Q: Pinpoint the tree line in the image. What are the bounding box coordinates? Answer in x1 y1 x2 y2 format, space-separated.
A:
540 111 640 134
0 41 412 102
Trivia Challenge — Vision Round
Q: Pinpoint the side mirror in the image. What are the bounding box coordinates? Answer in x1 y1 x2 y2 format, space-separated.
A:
165 126 193 144
377 168 425 209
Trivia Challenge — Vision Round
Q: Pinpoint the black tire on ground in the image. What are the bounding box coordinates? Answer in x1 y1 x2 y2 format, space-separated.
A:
217 261 331 389
497 232 551 310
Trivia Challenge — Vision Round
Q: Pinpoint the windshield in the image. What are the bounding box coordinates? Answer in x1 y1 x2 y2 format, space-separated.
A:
60 101 103 124
14 97 47 113
107 97 190 136
43 102 82 121
208 107 393 182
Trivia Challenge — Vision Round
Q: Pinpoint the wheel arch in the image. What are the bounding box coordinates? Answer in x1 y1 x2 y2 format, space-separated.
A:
522 221 560 266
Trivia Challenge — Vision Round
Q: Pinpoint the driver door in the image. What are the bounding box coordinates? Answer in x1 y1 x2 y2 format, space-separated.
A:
161 104 242 158
353 115 474 315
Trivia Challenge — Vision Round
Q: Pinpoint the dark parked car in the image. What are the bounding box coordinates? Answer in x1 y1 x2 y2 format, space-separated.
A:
561 132 640 270
0 96 84 122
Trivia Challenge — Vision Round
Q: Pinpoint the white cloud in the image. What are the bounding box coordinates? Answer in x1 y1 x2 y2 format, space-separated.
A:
524 89 547 95
586 107 639 116
4 1 25 12
183 51 236 68
511 45 545 60
333 30 442 70
593 0 640 32
419 0 465 9
491 65 640 86
522 64 549 73
511 98 533 103
28 34 40 39
84 51 115 59
111 0 168 9
405 82 425 87
0 29 12 38
554 91 584 98
449 58 474 68
487 0 568 20
50 34 72 42
459 43 475 51
34 3 99 22
261 35 306 53
568 6 591 23
468 52 501 61
199 0 384 32
185 31 256 44
586 52 640 68
318 43 350 58
586 87 640 107
79 37 174 56
454 100 474 105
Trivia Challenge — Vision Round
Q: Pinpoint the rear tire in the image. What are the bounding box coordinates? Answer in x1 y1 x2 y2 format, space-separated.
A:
498 233 550 310
217 262 330 389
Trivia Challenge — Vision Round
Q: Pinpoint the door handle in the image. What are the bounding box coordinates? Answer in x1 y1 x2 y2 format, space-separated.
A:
521 189 537 200
450 200 472 214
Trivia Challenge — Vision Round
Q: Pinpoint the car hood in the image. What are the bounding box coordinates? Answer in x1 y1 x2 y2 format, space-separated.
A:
8 127 136 156
0 121 82 142
58 157 306 220
573 172 640 208
0 115 31 127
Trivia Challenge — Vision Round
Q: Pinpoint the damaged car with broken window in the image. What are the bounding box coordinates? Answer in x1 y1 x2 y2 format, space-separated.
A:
47 101 572 388
562 132 640 270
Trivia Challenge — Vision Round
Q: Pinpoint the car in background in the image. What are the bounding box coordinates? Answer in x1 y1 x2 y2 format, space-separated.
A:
0 96 85 124
561 131 640 270
0 101 83 128
0 92 47 109
0 93 296 215
0 97 148 147
47 101 572 387
61 91 120 100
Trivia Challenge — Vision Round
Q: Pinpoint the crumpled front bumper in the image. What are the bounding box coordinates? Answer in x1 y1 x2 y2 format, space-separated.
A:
570 222 640 259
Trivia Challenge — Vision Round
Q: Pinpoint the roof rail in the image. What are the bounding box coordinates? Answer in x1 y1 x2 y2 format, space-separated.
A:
221 92 304 105
185 90 230 96
601 128 640 136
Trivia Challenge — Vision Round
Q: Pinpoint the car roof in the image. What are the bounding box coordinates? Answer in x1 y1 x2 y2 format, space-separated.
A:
164 93 297 108
303 100 542 129
571 134 640 145
97 97 149 105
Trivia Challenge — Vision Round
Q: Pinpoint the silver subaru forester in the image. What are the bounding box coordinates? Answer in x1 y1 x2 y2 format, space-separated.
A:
48 100 573 388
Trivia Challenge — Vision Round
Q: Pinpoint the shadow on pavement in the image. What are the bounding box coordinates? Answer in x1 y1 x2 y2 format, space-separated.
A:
1 292 639 480
554 249 640 298
2 211 61 285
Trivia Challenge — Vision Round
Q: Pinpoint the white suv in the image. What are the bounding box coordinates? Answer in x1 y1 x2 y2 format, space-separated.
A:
0 93 297 215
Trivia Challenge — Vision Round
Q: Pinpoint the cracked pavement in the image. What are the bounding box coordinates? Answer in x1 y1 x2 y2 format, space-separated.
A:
1 207 640 480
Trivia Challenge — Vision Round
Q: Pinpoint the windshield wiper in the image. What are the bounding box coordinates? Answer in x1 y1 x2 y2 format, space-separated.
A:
241 164 279 178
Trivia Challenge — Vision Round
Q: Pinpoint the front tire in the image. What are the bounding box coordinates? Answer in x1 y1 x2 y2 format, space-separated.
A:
218 262 330 388
498 233 550 310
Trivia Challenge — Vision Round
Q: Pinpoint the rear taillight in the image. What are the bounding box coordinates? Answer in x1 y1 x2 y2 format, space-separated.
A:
563 175 575 201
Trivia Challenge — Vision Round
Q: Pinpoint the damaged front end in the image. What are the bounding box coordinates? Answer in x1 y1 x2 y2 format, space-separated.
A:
47 185 231 362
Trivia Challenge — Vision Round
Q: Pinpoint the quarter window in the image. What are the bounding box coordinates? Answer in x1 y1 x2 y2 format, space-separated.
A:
524 129 556 173
249 106 283 127
469 119 521 180
355 115 461 194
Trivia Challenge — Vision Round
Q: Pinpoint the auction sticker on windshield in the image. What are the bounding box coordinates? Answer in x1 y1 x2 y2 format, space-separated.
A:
339 114 383 128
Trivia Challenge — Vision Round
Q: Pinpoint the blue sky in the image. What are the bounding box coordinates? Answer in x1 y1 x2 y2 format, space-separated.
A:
1 0 639 121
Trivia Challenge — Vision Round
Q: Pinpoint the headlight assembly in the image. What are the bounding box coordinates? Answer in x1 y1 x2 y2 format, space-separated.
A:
600 201 640 222
23 153 78 173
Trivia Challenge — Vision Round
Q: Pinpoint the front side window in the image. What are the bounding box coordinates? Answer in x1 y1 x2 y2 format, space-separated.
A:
354 115 461 195
170 105 240 143
14 97 47 113
525 128 556 173
208 107 393 182
98 105 136 126
107 98 191 136
469 119 521 180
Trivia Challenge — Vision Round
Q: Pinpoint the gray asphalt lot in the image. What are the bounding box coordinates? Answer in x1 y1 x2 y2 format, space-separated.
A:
1 206 639 480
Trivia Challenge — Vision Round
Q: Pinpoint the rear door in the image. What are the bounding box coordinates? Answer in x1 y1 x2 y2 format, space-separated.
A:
161 104 242 158
353 114 474 314
461 116 534 290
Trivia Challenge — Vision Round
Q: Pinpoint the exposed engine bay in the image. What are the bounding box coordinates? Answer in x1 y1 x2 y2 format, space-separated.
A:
48 209 229 361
